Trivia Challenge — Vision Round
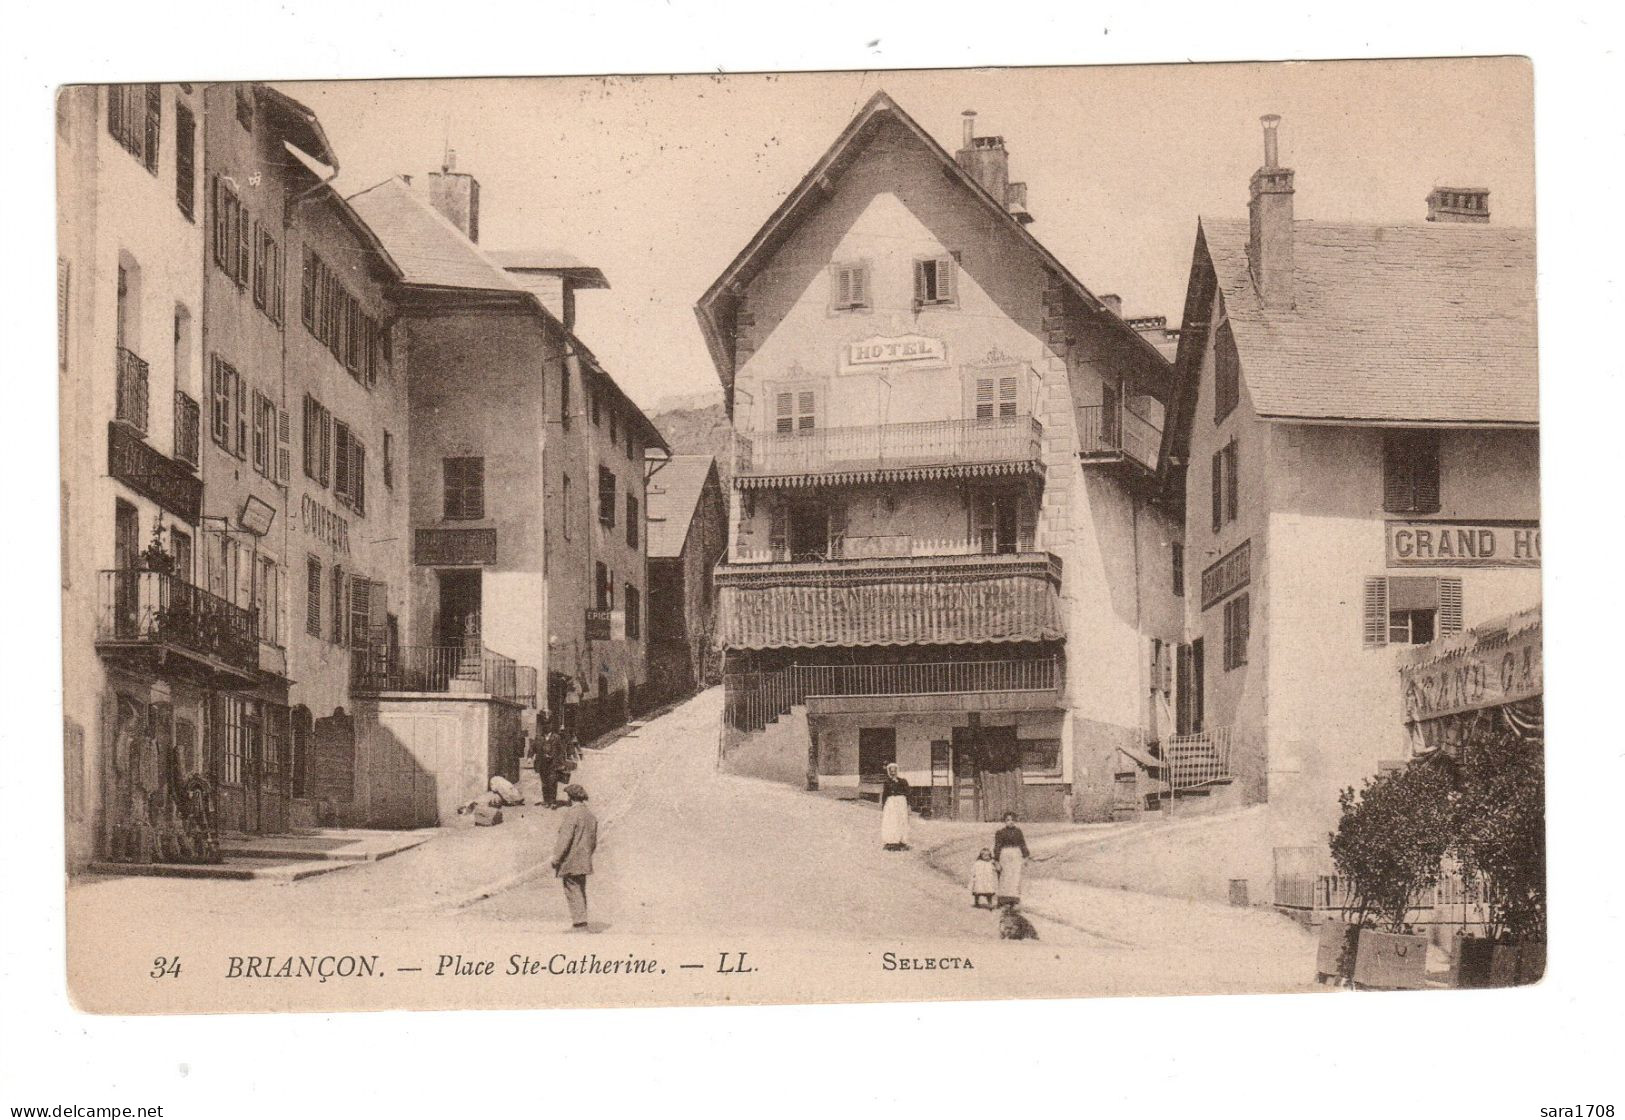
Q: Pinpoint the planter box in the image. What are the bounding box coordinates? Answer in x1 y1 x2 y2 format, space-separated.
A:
1457 938 1545 988
1314 919 1359 984
1352 929 1429 990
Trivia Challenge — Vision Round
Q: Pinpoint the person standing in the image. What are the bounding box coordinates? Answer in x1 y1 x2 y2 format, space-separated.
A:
533 724 560 808
880 762 911 851
551 783 598 930
993 812 1030 907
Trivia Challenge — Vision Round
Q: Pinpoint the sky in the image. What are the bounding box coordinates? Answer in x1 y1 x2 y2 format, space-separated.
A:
283 58 1534 411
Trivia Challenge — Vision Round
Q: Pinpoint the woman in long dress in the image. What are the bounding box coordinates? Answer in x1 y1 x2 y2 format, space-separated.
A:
993 812 1030 906
880 763 911 851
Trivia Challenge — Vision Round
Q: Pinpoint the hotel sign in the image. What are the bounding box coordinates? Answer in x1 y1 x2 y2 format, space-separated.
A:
1386 520 1540 569
839 333 947 374
1400 621 1543 723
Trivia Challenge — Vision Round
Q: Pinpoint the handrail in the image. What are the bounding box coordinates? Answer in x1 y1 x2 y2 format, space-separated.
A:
1077 403 1161 470
351 644 523 701
116 347 150 434
96 569 257 670
735 414 1043 478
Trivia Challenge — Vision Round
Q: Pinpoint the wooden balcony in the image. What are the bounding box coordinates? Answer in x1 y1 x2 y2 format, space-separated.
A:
1077 403 1161 472
733 415 1044 489
715 551 1064 650
96 569 262 684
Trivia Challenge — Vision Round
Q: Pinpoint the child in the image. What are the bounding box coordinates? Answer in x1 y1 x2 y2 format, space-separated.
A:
969 848 1000 909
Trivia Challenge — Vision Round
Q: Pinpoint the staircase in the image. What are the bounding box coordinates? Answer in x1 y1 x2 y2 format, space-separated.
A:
1136 729 1236 816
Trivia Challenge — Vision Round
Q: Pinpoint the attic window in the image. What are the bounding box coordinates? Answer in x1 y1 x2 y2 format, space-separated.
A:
914 256 958 307
831 263 869 311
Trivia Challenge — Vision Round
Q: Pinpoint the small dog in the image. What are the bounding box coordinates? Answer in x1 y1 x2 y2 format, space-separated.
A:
998 905 1040 941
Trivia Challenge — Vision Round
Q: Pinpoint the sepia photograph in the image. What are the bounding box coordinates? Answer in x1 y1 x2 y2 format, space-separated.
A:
48 57 1553 1016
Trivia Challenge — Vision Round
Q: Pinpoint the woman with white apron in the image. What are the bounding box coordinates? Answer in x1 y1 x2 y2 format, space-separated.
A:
993 812 1030 906
880 763 911 850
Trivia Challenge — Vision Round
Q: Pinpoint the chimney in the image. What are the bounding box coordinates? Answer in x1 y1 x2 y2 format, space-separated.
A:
1427 186 1490 224
421 148 482 243
956 109 1030 222
1247 114 1295 309
1099 293 1123 317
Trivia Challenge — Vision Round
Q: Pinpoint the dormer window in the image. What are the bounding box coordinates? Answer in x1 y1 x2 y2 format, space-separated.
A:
830 262 869 312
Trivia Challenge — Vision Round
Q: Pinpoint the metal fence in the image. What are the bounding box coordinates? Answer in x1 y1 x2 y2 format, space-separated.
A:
735 415 1043 479
1163 727 1233 792
116 347 150 434
1076 403 1161 469
351 644 524 702
97 569 258 671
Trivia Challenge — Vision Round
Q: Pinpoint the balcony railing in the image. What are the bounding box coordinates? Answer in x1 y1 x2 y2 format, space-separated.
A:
116 347 150 434
96 569 259 675
725 657 1061 731
1163 727 1232 792
350 644 531 703
733 415 1043 486
517 665 539 708
1077 403 1161 470
173 390 201 469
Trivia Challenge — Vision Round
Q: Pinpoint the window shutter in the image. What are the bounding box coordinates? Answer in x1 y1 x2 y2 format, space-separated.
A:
143 84 161 173
776 391 793 434
319 409 332 487
851 266 867 308
1017 495 1037 551
1211 451 1223 533
942 257 959 303
973 495 995 554
1415 438 1441 513
212 177 226 269
1363 577 1390 649
353 439 366 516
276 406 291 484
999 376 1018 418
835 268 852 309
797 391 816 430
1438 578 1464 636
975 378 994 421
301 248 316 330
236 202 251 287
234 373 248 458
334 421 352 500
913 259 927 304
1383 434 1410 512
368 580 389 649
1225 441 1240 522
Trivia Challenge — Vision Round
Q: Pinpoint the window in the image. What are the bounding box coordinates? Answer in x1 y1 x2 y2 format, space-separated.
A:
775 388 816 434
560 368 572 431
831 262 870 311
174 390 201 468
973 374 1019 420
210 356 246 458
626 435 639 464
330 565 345 644
302 394 332 485
598 466 617 528
443 457 485 521
1020 738 1063 778
334 421 365 515
626 495 640 548
1211 438 1239 532
107 84 160 173
562 474 573 540
252 389 275 477
254 556 280 646
595 562 611 610
914 255 958 306
305 558 322 637
171 530 193 583
1214 321 1239 423
252 226 283 324
973 491 1034 555
625 584 641 640
1222 593 1250 670
857 727 897 783
1383 430 1441 514
211 176 248 286
348 576 371 651
1362 576 1463 649
383 431 394 489
174 101 195 220
1172 541 1185 597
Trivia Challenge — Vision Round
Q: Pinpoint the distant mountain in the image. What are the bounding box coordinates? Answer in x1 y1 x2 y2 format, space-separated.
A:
650 392 732 488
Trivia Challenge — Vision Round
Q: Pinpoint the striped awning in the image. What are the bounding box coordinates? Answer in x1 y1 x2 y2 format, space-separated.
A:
718 569 1063 649
735 460 1040 490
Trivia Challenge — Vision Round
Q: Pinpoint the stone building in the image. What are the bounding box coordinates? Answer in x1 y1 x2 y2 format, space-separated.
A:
644 454 727 704
1159 116 1539 863
348 166 666 749
701 93 1181 821
59 82 210 870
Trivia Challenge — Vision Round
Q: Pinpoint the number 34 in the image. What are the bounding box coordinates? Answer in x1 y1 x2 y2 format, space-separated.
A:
149 956 181 980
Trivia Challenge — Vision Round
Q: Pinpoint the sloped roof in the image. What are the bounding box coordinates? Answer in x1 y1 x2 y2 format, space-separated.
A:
1203 217 1537 424
347 178 524 293
485 248 610 290
645 455 718 558
694 90 1170 407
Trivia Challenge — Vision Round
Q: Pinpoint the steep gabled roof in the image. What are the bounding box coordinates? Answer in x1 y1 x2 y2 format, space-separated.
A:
645 455 719 559
1202 217 1537 424
694 90 1170 407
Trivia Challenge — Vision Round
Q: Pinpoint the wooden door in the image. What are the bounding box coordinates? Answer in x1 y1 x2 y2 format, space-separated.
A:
951 725 980 821
977 725 1023 821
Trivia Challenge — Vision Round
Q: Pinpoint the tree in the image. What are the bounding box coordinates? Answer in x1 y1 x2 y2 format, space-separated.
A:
1329 758 1458 932
1452 709 1545 943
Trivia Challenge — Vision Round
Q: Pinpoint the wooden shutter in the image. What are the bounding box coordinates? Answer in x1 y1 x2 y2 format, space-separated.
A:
1210 450 1223 533
1438 578 1464 636
975 377 994 420
234 371 248 458
939 257 958 304
913 259 928 304
797 390 816 430
1017 494 1037 551
301 247 316 329
306 559 321 636
353 439 366 516
1363 577 1390 649
1175 643 1194 735
1224 441 1240 522
236 200 251 287
850 265 867 308
334 420 352 501
835 267 853 309
319 408 332 487
973 494 995 554
775 392 793 434
143 84 161 173
275 406 292 484
999 375 1018 418
1414 436 1441 513
368 580 390 650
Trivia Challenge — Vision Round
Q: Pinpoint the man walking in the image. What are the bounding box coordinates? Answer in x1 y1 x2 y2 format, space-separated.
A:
551 783 598 930
533 721 560 808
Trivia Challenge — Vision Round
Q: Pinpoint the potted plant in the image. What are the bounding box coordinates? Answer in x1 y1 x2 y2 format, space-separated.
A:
138 517 175 574
1328 758 1457 989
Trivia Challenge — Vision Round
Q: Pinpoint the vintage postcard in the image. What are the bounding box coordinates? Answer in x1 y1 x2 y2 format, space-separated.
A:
56 58 1542 1014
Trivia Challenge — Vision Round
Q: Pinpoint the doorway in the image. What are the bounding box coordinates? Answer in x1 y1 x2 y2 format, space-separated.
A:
950 720 1024 821
436 569 482 650
857 727 896 784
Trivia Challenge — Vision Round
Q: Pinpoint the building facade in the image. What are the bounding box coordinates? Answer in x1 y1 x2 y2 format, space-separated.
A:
1161 117 1540 855
702 94 1182 822
645 455 728 703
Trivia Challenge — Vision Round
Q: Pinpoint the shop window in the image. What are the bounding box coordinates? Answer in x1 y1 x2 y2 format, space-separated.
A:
1020 738 1063 778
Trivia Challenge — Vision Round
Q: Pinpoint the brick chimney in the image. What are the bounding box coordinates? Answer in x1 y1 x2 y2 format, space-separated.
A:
1247 114 1295 310
422 149 482 243
1427 186 1490 223
956 111 1033 223
1099 293 1123 317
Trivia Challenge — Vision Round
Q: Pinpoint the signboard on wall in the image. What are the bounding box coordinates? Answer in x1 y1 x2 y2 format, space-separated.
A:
1386 520 1540 568
839 334 947 374
1400 616 1542 723
585 608 625 641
